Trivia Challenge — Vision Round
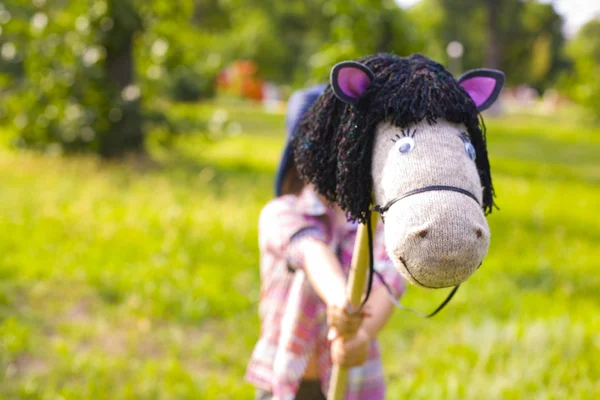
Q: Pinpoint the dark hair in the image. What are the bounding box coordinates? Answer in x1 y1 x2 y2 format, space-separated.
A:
292 53 495 223
280 158 304 196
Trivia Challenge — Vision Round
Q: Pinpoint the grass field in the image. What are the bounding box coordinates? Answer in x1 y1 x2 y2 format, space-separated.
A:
0 100 599 399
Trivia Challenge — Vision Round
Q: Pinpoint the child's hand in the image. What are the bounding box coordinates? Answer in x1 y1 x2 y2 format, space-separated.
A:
327 303 368 340
330 328 370 367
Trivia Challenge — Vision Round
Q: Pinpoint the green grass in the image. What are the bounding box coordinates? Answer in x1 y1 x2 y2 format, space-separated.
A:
0 101 599 399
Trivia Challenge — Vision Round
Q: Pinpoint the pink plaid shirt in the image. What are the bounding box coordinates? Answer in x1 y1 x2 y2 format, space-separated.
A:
246 188 405 400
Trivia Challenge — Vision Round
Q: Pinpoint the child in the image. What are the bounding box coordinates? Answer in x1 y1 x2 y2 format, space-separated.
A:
246 86 405 400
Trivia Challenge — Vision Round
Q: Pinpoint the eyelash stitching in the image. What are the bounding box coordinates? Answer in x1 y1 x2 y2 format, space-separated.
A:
391 128 416 142
403 128 416 138
459 131 470 142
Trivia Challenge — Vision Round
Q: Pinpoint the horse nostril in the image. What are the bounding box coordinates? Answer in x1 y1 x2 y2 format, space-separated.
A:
417 229 428 238
475 229 483 239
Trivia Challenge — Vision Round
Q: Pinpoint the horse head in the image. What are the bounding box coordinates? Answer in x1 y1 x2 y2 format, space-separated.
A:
293 53 504 288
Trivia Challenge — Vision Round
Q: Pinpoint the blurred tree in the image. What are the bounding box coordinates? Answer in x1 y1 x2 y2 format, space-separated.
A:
484 0 500 69
0 0 577 159
406 0 446 62
440 0 521 72
99 0 144 157
0 0 195 157
307 0 420 82
504 0 566 91
562 18 600 118
194 0 231 29
415 0 566 89
200 0 332 85
196 0 419 86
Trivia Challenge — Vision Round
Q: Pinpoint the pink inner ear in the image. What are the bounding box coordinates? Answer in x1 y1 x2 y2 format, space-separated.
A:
459 76 496 107
338 67 372 99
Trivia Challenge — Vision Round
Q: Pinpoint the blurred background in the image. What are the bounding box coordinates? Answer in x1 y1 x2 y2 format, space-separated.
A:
0 0 599 398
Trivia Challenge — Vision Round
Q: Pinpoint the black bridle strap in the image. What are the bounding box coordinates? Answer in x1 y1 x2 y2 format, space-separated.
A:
373 185 480 218
377 274 460 318
357 209 460 318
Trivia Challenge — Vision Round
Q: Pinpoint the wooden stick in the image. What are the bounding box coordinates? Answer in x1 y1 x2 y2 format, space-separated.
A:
327 212 378 400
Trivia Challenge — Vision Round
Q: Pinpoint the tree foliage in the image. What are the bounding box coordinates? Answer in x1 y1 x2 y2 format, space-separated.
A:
410 0 566 89
196 0 419 85
0 0 196 156
0 0 588 156
563 18 600 117
306 0 420 82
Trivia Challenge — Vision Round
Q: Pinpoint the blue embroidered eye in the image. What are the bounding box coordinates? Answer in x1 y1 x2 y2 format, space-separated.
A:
397 137 415 154
465 141 476 161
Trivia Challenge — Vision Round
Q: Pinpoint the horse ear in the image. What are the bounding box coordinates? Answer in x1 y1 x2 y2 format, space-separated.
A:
330 61 374 105
458 69 505 111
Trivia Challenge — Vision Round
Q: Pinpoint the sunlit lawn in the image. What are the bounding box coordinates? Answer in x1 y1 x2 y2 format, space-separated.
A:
0 100 599 399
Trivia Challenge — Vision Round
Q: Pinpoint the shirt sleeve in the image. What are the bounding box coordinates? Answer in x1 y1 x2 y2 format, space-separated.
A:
371 225 406 300
258 197 328 270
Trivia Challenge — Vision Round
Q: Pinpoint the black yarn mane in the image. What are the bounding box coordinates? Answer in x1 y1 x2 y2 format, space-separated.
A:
292 53 495 223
